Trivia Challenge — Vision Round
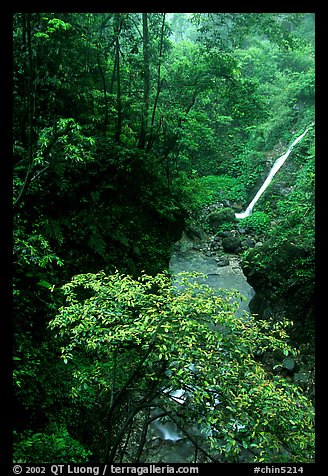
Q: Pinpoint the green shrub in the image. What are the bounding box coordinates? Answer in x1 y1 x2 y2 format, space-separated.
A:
207 207 236 231
216 221 236 234
189 174 246 209
48 270 314 463
242 211 270 235
13 425 92 463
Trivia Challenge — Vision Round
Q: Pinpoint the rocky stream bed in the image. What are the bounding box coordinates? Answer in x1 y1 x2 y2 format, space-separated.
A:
112 213 314 464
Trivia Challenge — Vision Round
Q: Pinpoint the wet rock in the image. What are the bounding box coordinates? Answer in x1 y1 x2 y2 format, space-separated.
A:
211 246 221 253
185 226 203 241
231 202 243 212
211 234 222 243
282 356 296 372
241 237 256 249
222 235 241 253
220 230 233 238
216 255 229 267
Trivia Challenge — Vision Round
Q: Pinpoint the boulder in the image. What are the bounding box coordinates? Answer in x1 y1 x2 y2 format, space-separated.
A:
222 235 241 253
220 230 233 238
282 356 296 372
207 207 236 231
231 202 243 212
185 226 203 241
241 237 256 249
216 255 229 267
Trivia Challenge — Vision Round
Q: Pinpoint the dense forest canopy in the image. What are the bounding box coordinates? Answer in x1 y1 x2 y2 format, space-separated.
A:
13 12 315 465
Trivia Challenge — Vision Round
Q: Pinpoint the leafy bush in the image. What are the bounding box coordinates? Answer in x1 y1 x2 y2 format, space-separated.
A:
216 221 237 235
207 207 236 232
13 425 92 463
48 270 314 463
241 211 271 235
189 174 246 209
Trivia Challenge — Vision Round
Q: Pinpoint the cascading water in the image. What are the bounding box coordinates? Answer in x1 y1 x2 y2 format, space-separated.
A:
145 124 314 461
235 126 312 219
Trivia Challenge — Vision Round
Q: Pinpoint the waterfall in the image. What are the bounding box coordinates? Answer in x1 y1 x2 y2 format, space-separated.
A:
235 126 312 219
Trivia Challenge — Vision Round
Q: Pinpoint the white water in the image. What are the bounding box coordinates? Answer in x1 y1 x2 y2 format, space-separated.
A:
152 417 184 443
235 127 311 219
146 124 314 461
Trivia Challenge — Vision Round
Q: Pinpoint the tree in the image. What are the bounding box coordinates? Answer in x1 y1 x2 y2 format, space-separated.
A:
138 13 150 149
49 270 314 463
192 13 304 50
113 13 123 142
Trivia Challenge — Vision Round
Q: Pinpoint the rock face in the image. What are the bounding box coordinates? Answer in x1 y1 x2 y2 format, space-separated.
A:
241 238 315 346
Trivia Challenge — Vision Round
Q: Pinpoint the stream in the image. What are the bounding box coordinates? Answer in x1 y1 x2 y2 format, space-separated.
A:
141 126 313 463
144 233 255 463
169 243 255 318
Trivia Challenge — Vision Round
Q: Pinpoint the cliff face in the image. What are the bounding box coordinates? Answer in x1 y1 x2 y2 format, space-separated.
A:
241 237 314 343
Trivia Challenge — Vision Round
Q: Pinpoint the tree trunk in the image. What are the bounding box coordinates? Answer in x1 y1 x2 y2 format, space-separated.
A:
97 50 108 132
14 13 34 210
114 13 122 142
147 13 166 152
138 13 150 149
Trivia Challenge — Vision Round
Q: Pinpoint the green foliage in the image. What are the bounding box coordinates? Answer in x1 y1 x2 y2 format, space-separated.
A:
189 174 246 209
49 270 314 462
269 152 314 288
241 141 314 339
13 227 64 273
207 208 236 233
14 425 91 464
216 221 236 235
34 18 72 41
35 118 95 163
12 12 315 465
243 136 314 285
275 152 314 242
241 211 271 235
229 15 314 187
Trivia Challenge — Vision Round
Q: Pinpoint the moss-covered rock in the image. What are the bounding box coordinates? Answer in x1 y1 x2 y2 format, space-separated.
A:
222 235 241 253
207 207 236 231
241 237 314 344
